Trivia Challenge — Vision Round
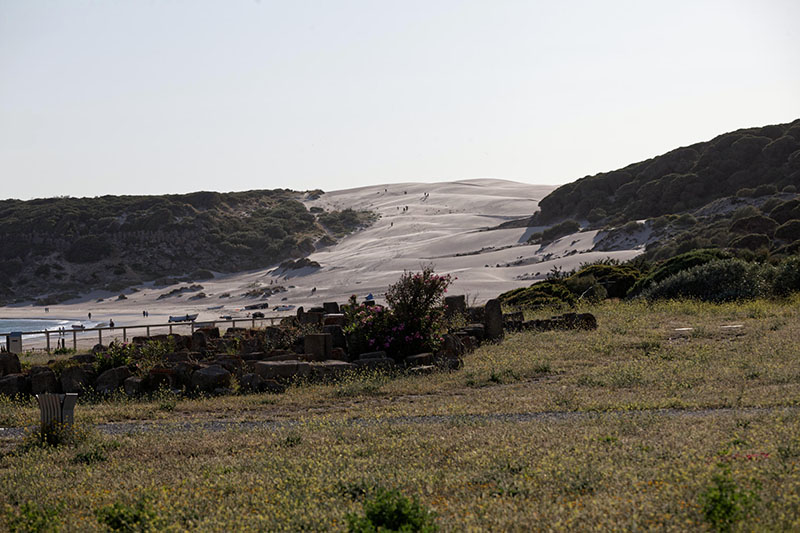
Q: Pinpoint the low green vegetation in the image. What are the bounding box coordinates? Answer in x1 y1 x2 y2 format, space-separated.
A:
0 191 373 304
501 250 800 310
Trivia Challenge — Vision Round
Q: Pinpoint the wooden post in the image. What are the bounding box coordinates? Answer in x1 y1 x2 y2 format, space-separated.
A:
252 318 255 329
123 327 127 342
191 322 195 333
169 325 173 335
46 331 50 353
98 329 102 346
72 331 77 351
146 326 150 337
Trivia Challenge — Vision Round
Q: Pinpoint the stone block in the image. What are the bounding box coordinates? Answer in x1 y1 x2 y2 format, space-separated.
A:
60 365 91 394
95 366 132 394
323 314 345 327
484 298 504 341
310 360 356 379
124 376 145 396
444 295 466 318
358 350 388 360
0 353 21 376
323 302 340 314
404 353 433 366
253 360 310 381
191 364 231 392
31 368 59 394
330 347 348 361
322 325 347 349
0 373 29 396
354 358 395 370
304 333 332 361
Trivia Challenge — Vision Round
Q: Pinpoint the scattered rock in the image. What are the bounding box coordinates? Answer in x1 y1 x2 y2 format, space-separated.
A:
124 376 145 396
191 365 231 392
61 365 91 393
484 299 504 341
0 353 21 376
0 374 29 396
31 368 59 394
95 366 132 394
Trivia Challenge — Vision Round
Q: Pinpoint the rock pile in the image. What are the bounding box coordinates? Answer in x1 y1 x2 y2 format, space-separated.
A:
0 298 597 399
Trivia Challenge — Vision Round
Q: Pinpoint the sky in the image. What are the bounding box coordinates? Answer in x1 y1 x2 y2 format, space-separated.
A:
1 0 799 200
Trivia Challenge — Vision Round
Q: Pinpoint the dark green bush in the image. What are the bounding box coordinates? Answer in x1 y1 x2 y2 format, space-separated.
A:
774 220 800 242
769 199 800 224
568 263 643 299
628 249 730 296
95 494 158 532
541 220 580 243
729 233 771 250
346 488 438 533
499 280 576 309
641 259 771 302
729 215 778 236
772 256 800 296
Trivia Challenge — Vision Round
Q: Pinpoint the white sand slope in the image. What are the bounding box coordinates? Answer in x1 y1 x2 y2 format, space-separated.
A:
1 179 645 339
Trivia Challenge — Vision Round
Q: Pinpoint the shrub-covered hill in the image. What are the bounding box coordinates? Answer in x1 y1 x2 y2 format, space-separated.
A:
0 190 373 305
534 119 800 225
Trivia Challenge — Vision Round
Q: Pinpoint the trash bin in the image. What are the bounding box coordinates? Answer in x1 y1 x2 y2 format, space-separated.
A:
8 332 22 354
36 393 79 438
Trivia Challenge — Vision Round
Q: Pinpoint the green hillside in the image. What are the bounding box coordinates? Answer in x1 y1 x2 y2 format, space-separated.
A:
535 119 800 225
0 190 373 305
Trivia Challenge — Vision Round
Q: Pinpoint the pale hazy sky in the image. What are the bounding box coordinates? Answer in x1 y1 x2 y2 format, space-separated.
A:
1 1 799 200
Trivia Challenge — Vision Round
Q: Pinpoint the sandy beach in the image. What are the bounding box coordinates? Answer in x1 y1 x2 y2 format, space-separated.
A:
0 178 645 349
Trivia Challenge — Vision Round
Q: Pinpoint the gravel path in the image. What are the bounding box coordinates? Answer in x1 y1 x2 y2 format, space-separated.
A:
2 405 796 440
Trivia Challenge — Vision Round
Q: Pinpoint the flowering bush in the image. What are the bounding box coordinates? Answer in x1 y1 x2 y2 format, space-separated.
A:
343 299 404 357
93 341 135 374
385 267 452 357
344 267 453 359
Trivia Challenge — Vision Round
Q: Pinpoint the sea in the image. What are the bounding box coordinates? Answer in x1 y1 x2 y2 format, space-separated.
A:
0 318 77 337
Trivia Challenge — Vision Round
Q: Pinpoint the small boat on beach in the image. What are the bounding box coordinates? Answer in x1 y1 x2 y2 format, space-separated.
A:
168 314 198 323
71 324 85 329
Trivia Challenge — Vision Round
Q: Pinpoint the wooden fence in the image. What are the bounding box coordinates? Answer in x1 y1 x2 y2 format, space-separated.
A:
1 315 283 353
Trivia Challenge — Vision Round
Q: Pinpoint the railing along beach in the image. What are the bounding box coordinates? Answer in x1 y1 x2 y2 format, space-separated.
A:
1 315 283 353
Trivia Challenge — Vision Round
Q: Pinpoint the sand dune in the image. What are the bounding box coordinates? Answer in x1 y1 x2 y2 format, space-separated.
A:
1 179 645 343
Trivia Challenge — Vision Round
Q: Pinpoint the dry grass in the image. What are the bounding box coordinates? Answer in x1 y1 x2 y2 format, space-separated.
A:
2 297 800 531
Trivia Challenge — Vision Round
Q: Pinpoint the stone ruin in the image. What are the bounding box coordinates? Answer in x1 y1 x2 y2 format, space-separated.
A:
0 296 596 398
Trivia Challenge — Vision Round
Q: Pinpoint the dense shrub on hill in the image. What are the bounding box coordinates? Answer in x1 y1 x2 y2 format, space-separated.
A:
729 233 771 251
317 208 376 238
534 119 800 225
628 249 730 296
641 259 772 302
499 280 576 309
729 215 779 236
0 190 373 304
768 199 800 224
540 220 581 243
500 261 645 309
774 220 800 242
565 263 642 299
772 256 800 296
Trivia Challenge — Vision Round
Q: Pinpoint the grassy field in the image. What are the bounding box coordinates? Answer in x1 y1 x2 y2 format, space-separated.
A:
2 298 800 531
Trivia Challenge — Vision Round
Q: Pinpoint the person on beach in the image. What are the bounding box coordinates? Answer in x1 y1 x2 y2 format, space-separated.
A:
109 319 115 328
88 312 92 320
